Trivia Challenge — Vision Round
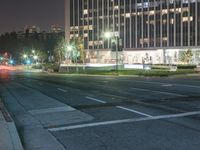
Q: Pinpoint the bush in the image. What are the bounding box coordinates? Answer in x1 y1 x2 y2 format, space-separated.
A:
177 64 197 69
32 64 43 69
151 65 171 70
43 63 59 72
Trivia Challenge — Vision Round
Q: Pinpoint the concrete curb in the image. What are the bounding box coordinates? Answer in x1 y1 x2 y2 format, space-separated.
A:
0 99 24 150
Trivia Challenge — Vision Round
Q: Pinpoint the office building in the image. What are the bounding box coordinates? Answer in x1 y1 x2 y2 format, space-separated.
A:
65 0 200 64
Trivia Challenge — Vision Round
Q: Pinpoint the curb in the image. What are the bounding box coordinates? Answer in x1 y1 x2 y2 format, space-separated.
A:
0 99 24 150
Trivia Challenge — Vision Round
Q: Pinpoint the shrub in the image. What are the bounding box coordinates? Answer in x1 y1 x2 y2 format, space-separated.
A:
151 65 171 70
43 63 59 72
177 64 197 69
32 64 42 69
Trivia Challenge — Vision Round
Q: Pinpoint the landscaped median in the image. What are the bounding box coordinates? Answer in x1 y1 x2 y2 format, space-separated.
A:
62 64 199 77
78 68 198 77
44 63 199 77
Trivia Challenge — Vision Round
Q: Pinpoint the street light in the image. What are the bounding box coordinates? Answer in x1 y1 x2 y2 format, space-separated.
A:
23 54 27 59
104 31 119 73
9 59 14 65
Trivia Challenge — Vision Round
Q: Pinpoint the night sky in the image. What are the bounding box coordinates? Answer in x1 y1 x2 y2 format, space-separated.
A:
0 0 65 35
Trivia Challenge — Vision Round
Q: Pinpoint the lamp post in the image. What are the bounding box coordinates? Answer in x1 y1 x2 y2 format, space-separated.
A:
104 31 119 73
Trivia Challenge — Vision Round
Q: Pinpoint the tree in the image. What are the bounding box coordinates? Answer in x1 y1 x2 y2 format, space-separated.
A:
69 37 85 63
180 49 193 64
53 38 66 64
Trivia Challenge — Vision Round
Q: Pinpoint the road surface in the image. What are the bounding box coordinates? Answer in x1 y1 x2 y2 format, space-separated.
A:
0 71 200 150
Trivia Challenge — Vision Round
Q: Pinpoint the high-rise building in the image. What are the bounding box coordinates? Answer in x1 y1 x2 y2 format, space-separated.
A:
65 0 200 64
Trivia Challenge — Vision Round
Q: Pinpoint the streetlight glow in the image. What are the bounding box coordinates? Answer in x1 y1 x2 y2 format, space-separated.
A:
26 59 31 64
23 54 27 59
67 45 73 51
104 32 112 39
9 60 14 64
33 55 38 60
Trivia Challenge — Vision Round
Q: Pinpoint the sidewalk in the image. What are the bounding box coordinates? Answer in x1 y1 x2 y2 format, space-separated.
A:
0 99 24 150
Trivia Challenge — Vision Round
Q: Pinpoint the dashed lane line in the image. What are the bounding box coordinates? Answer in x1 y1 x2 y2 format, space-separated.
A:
48 110 200 131
131 87 185 97
85 96 152 117
57 88 67 93
85 96 107 104
116 106 153 117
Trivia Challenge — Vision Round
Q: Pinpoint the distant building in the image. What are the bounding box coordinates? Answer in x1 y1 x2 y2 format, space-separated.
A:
24 25 40 34
15 25 64 40
51 24 62 33
65 0 200 64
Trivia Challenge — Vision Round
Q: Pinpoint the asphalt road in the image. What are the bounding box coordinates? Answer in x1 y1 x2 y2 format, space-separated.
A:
0 71 200 150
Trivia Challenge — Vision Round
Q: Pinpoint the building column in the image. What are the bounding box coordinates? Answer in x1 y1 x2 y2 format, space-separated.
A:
163 49 166 64
160 0 163 47
188 1 190 46
167 1 169 47
130 0 132 48
141 0 144 48
65 0 71 43
181 0 183 47
195 0 198 46
135 0 138 48
147 0 150 48
97 0 100 63
174 0 176 47
154 0 156 47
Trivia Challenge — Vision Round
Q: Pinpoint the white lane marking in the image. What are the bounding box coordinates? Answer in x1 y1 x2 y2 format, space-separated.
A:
131 87 185 97
162 84 173 87
57 88 67 92
131 87 149 92
116 106 153 117
85 96 106 104
48 110 200 131
86 96 152 117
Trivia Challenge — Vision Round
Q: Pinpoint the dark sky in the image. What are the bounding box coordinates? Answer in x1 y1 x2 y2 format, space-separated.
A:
0 0 65 35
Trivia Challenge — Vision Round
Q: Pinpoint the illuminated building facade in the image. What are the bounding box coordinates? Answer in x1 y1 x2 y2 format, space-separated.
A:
65 0 200 64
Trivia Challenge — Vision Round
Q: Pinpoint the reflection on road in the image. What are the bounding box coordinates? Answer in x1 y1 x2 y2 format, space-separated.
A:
0 65 15 71
0 65 16 80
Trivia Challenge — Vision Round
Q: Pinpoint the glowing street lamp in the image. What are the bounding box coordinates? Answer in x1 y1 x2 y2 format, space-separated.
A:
33 55 38 60
26 59 31 65
9 59 14 65
23 54 27 59
104 32 112 39
67 45 73 51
